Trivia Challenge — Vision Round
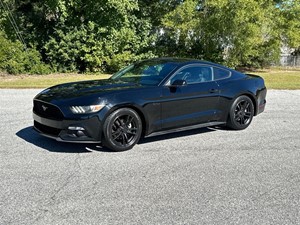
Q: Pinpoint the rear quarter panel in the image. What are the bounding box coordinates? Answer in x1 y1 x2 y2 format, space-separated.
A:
215 72 266 122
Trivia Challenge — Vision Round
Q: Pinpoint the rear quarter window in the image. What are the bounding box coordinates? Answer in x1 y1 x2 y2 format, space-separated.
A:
213 67 231 80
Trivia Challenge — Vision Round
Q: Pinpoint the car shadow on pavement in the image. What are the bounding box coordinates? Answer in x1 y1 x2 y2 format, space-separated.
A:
16 126 222 153
140 127 216 144
16 126 113 153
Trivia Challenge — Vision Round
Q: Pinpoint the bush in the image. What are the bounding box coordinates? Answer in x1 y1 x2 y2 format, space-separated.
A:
0 32 51 74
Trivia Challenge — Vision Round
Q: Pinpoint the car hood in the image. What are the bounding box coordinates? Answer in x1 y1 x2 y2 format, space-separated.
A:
35 79 140 103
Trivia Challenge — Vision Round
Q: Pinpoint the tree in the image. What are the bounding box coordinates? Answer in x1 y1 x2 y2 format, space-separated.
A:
279 0 300 52
0 31 50 74
1 0 299 73
161 0 284 68
1 0 156 72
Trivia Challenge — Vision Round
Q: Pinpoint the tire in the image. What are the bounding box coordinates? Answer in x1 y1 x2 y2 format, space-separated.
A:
227 95 254 130
102 108 142 151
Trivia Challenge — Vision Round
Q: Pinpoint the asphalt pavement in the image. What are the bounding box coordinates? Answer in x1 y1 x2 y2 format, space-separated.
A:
0 89 300 225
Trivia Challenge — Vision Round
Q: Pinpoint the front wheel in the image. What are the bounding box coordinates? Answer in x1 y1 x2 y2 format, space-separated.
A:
227 95 254 130
103 108 142 151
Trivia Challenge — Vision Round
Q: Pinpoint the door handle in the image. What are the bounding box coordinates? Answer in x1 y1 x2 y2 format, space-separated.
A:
209 89 219 93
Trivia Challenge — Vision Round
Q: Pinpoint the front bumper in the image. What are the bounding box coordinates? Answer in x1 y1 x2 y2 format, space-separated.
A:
33 112 102 143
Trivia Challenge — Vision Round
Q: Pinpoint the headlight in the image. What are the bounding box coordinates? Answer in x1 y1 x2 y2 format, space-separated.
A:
70 105 105 114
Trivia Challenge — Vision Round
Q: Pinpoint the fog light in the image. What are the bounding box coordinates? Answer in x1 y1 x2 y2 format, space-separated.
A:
68 126 85 131
76 131 86 137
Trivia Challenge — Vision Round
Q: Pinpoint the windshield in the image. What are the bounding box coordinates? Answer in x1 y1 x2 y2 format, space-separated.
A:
110 61 178 86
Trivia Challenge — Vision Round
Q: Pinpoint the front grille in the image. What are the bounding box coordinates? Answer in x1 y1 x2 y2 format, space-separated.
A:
34 121 62 136
33 100 64 120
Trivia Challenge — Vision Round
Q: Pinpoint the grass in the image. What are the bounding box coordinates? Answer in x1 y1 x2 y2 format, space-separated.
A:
0 73 111 88
0 69 300 89
254 69 300 90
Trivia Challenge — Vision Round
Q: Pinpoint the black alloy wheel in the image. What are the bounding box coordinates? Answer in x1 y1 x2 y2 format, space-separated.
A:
103 108 142 151
227 95 254 130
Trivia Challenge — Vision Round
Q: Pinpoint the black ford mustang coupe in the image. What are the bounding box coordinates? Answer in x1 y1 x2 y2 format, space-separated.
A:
33 58 267 151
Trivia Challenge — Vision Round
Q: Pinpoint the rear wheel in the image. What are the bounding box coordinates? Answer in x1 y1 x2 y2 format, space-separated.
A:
103 108 142 151
227 95 254 130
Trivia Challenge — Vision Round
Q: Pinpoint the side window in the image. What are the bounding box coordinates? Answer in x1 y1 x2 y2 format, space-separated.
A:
213 67 231 80
170 66 213 85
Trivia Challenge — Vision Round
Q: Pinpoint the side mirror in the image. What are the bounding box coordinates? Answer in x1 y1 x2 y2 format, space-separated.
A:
170 79 187 87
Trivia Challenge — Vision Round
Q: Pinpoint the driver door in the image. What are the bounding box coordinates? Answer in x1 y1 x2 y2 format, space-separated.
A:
160 65 220 130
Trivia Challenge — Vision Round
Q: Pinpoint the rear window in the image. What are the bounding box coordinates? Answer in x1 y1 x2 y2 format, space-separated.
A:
213 67 231 80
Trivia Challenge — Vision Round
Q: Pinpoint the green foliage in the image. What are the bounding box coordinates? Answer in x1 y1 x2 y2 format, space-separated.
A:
43 0 156 72
161 0 284 68
45 22 102 72
279 0 300 49
216 0 281 68
0 32 50 74
0 0 299 73
161 0 199 56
